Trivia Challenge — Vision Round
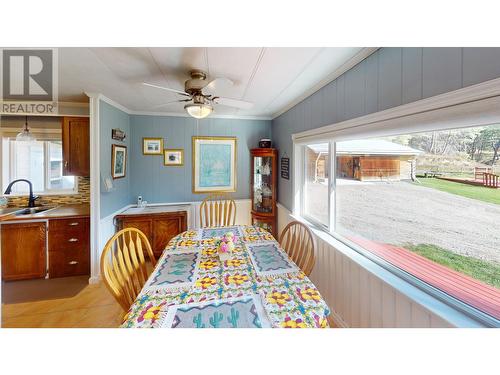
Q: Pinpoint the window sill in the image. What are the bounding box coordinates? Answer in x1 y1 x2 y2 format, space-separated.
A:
287 210 497 327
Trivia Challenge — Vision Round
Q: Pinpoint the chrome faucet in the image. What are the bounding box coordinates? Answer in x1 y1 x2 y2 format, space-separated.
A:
4 179 39 207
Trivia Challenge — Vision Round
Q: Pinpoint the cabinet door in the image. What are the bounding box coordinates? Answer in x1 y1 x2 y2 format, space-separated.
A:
152 216 186 257
1 222 47 281
121 218 153 244
62 117 90 176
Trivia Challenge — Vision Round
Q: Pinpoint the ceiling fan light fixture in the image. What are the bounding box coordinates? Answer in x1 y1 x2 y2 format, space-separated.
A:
184 103 213 119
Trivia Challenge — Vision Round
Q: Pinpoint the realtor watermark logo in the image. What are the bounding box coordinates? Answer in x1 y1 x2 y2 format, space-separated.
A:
0 48 58 114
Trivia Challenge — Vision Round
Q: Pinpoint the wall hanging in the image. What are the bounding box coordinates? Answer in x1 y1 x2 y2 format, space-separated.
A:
143 137 164 155
112 144 127 179
164 149 184 166
192 136 237 193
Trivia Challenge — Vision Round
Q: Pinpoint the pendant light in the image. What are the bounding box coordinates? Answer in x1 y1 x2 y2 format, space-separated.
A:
16 116 35 142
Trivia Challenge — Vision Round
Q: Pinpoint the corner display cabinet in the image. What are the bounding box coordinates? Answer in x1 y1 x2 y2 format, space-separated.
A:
250 148 278 237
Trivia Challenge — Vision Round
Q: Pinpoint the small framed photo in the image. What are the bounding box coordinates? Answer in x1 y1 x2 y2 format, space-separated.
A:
143 137 164 155
111 144 127 179
164 149 184 166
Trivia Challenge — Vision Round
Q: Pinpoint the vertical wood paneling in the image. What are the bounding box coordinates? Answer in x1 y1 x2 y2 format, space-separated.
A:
369 275 383 327
462 47 500 87
411 303 432 328
395 291 412 328
360 266 372 327
342 255 352 321
402 47 423 104
364 52 379 114
382 285 396 327
334 250 344 316
322 80 337 126
345 63 366 119
422 47 462 98
310 90 323 129
430 314 453 328
336 76 346 122
377 47 402 111
350 262 361 327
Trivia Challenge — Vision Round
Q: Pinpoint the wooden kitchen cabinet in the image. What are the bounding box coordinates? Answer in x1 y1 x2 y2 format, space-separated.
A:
1 222 47 281
115 211 187 259
48 217 90 278
62 116 90 176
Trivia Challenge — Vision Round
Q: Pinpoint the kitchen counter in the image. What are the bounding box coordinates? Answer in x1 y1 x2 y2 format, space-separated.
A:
117 204 190 216
0 203 89 222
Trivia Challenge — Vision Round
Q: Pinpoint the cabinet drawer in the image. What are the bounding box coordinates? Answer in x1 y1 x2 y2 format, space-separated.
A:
48 218 89 252
49 249 89 278
49 217 88 231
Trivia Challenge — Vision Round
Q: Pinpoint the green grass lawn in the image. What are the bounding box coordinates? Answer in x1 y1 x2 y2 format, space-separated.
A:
415 177 500 205
403 243 500 288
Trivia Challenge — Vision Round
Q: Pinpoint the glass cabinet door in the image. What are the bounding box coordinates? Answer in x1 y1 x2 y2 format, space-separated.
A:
253 155 273 213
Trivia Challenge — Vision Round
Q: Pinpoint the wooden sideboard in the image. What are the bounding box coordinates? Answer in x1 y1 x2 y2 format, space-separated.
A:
115 210 188 259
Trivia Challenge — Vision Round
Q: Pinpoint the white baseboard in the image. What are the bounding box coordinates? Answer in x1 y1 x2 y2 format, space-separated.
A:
88 275 101 284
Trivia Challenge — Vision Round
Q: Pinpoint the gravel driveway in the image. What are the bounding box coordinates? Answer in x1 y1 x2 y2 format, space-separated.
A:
333 180 500 263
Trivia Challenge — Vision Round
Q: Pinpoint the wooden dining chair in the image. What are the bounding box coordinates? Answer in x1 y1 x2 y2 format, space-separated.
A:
100 228 157 311
199 193 237 228
279 221 316 276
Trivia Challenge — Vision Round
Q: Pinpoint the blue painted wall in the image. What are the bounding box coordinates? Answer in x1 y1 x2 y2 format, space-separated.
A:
99 100 132 219
272 47 500 210
129 115 271 203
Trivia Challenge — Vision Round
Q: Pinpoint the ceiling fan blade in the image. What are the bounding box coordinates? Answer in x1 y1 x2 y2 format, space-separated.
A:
142 82 191 97
204 77 234 93
151 99 191 109
213 97 254 109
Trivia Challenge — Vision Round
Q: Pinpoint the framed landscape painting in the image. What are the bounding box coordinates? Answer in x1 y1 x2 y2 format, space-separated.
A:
143 137 163 155
164 149 184 166
192 136 237 193
111 144 127 179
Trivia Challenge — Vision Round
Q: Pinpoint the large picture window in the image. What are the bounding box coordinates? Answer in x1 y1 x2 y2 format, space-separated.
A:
299 124 500 322
1 138 76 194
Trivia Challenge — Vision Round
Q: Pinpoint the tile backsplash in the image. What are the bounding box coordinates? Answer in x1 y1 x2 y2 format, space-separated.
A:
1 177 90 207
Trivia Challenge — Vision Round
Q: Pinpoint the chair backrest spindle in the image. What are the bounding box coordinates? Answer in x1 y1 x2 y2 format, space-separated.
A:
279 221 316 276
199 193 236 228
100 228 157 311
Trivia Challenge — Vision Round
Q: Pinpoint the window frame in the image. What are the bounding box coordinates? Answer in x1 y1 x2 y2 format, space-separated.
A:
294 135 500 328
1 137 78 196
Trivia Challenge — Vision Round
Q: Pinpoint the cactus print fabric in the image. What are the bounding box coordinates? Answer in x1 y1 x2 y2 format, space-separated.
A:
121 225 330 328
162 296 270 328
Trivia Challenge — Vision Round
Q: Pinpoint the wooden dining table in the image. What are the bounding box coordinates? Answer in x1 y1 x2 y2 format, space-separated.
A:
121 225 330 328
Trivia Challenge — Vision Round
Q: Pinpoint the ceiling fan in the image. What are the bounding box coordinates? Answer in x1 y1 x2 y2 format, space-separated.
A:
143 69 254 119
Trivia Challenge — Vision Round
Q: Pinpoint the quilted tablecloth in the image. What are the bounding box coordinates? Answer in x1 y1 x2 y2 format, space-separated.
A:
121 225 330 328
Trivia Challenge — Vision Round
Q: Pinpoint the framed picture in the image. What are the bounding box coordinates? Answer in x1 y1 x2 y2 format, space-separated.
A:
164 149 184 166
111 144 127 179
192 136 237 193
143 137 164 155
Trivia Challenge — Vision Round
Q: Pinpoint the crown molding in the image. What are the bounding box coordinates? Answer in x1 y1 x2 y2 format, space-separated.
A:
271 47 380 119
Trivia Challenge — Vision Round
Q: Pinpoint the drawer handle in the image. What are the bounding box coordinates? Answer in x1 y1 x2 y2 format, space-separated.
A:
68 238 79 242
68 261 79 265
69 222 79 226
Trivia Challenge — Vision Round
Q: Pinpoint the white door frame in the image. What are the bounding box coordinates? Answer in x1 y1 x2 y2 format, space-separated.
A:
86 93 101 283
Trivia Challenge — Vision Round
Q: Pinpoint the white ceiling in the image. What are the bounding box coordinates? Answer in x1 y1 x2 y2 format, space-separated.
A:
58 47 373 119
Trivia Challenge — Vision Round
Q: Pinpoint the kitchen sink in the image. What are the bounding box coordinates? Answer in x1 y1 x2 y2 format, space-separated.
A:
14 206 57 216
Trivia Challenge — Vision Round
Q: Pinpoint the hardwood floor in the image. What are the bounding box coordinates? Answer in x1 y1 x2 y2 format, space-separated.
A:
1 278 124 328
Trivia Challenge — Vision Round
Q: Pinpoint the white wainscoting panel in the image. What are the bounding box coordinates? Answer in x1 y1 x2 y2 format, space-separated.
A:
277 203 460 328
